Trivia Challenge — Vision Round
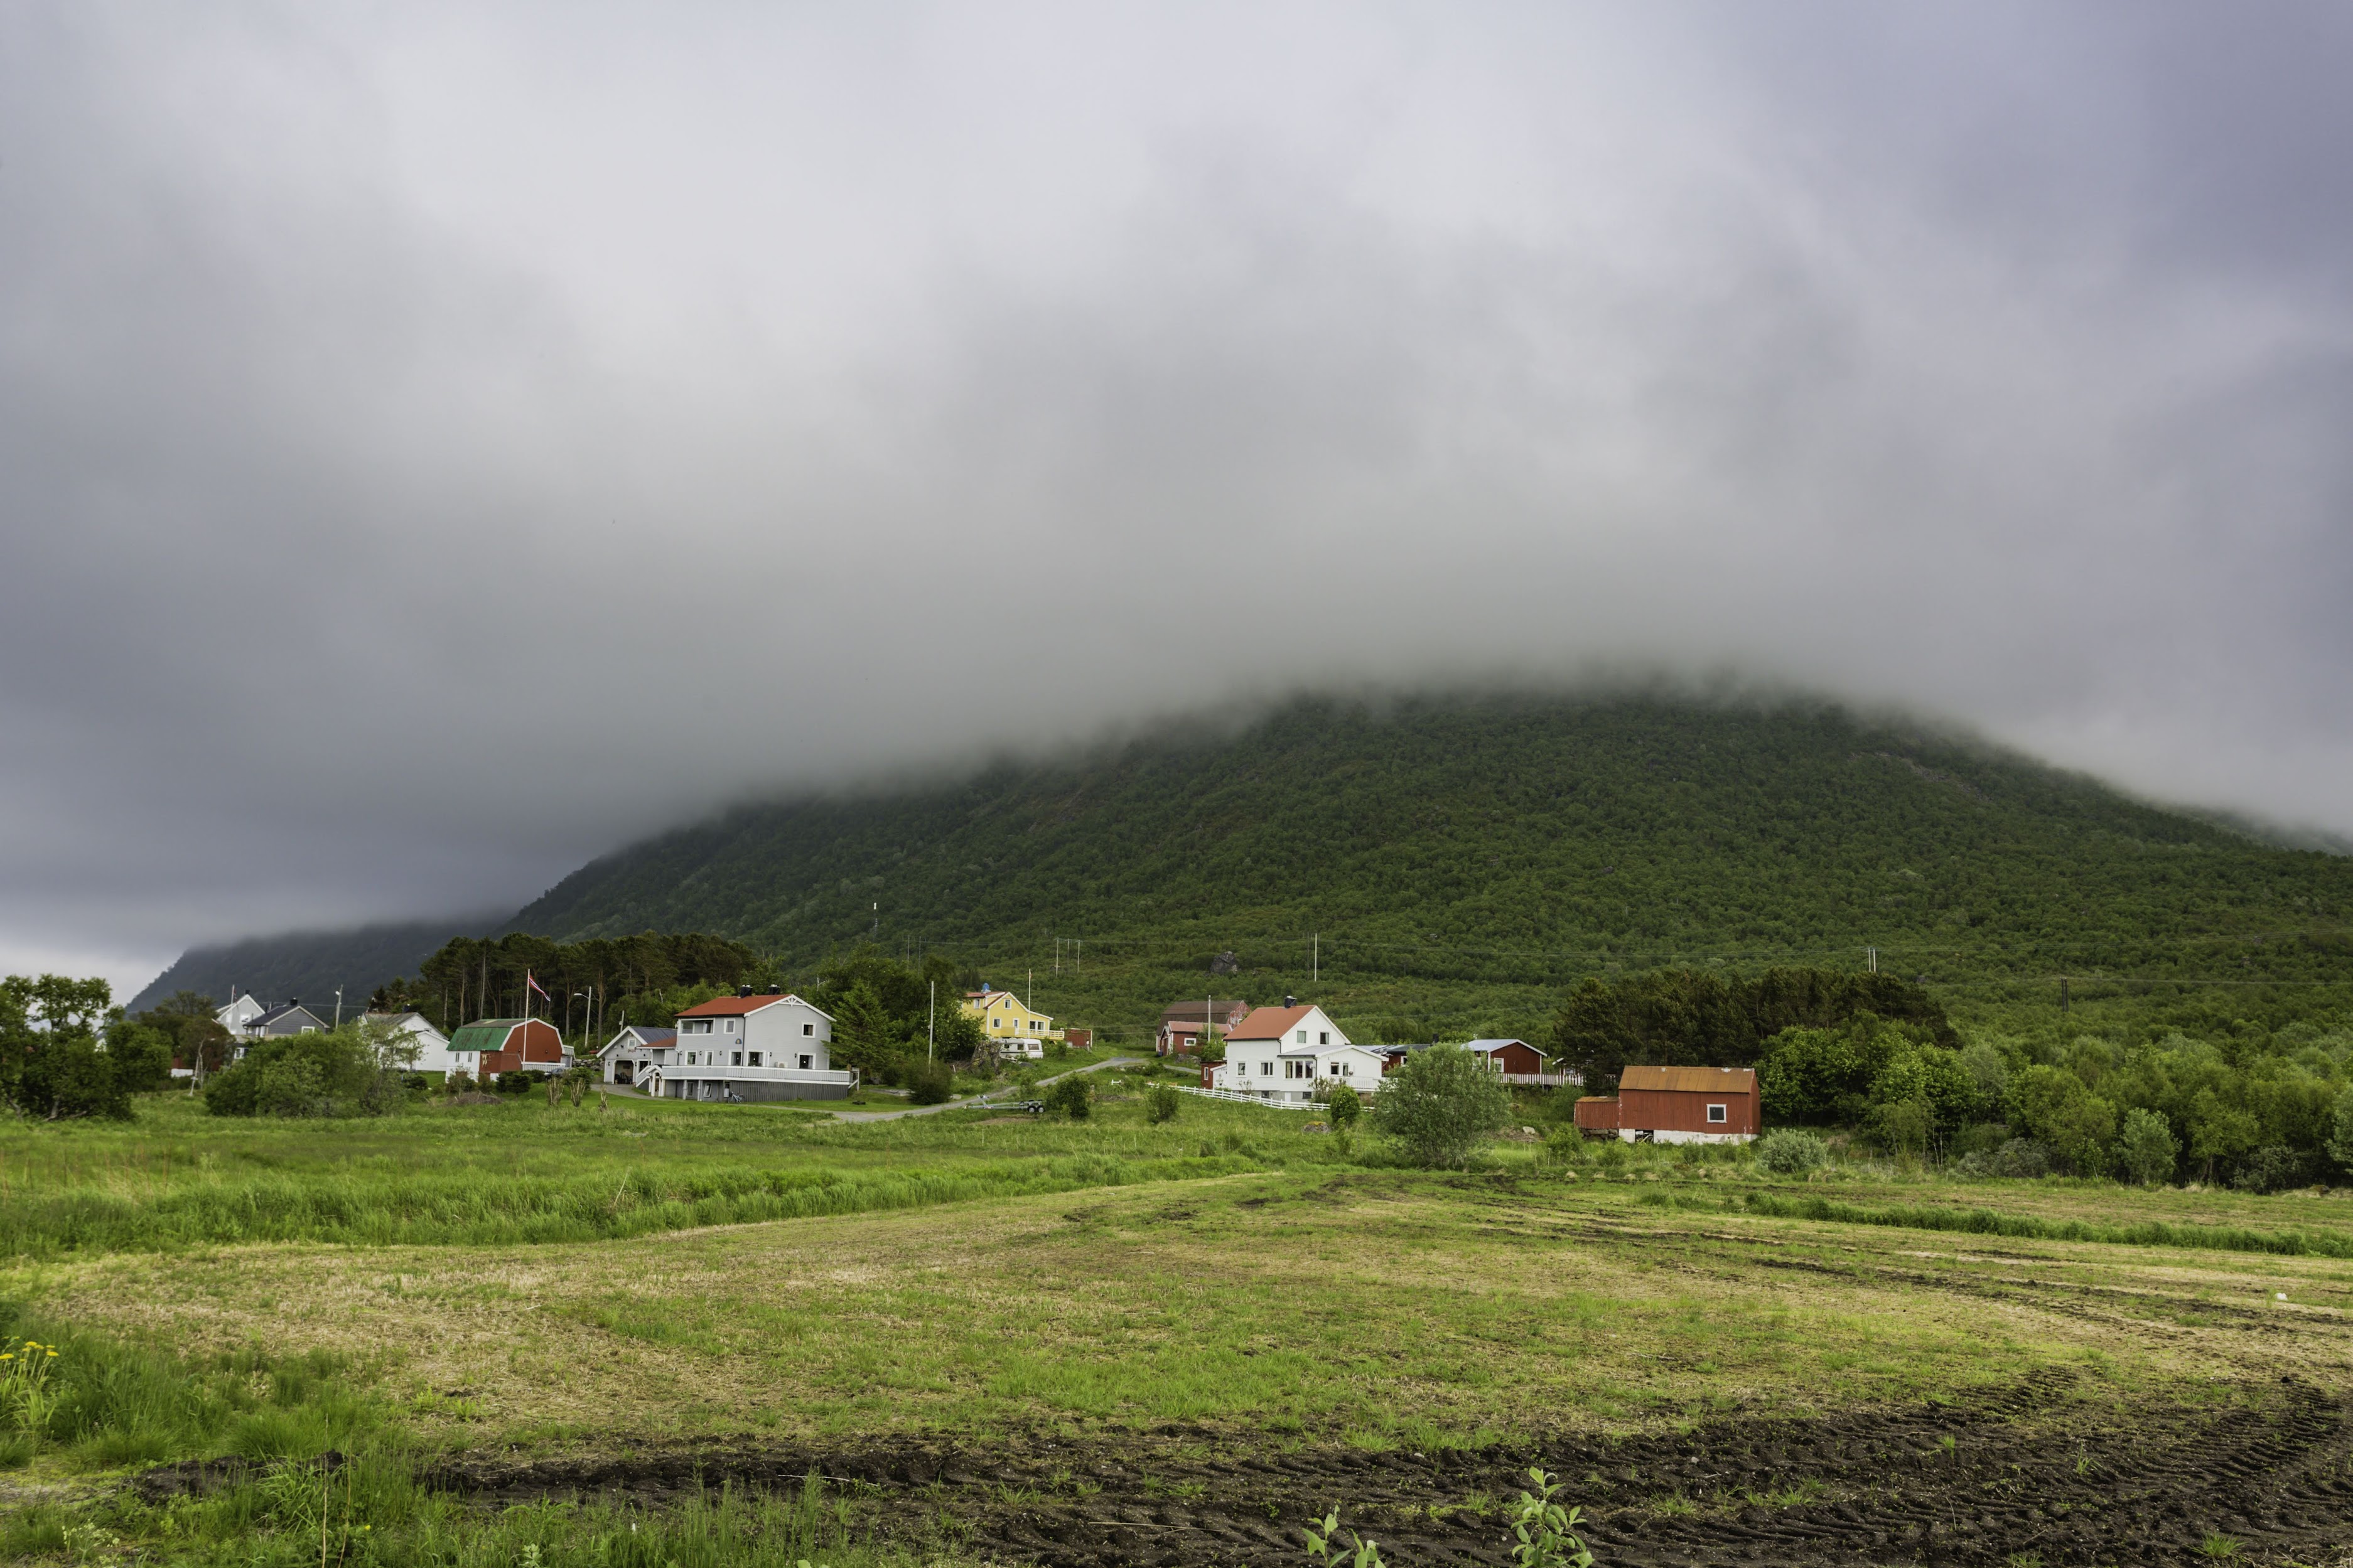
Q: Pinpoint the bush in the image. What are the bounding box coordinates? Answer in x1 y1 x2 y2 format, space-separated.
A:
907 1060 954 1105
1756 1128 1828 1175
203 1027 405 1119
1144 1083 1181 1124
1986 1138 2052 1178
2233 1145 2308 1195
1367 1044 1511 1168
1043 1075 1091 1120
1325 1083 1362 1131
2116 1107 2180 1187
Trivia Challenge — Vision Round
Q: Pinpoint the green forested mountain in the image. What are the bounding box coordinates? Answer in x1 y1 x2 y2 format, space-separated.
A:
510 693 2353 1044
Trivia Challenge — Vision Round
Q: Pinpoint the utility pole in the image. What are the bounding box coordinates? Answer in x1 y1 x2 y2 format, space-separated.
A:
873 902 879 940
929 980 936 1062
1866 946 1878 975
1312 933 1318 985
333 987 343 1028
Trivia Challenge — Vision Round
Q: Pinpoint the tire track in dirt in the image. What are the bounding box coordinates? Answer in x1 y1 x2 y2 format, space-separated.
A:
231 1371 2350 1565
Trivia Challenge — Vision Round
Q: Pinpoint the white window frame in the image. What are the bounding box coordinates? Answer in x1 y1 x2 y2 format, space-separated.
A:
1707 1104 1727 1124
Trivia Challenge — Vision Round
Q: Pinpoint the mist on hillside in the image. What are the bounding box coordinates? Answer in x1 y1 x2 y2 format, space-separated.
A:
6 5 2353 992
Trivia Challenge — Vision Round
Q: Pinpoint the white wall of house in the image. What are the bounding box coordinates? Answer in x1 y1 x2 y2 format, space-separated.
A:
365 1012 456 1073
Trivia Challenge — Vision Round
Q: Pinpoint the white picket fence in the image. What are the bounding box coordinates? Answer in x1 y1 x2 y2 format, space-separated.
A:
1173 1084 1323 1110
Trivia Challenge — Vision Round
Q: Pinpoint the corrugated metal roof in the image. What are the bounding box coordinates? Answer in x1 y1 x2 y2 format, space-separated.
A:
1620 1065 1757 1093
448 1020 521 1053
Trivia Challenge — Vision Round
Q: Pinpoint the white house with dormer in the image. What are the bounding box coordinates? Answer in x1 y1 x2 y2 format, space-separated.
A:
1210 1000 1388 1104
628 987 858 1102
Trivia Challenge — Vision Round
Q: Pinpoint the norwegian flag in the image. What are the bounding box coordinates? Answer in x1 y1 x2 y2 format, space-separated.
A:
526 971 551 1002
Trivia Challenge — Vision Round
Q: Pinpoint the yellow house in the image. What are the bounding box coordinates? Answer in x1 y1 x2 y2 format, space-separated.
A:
962 987 1062 1041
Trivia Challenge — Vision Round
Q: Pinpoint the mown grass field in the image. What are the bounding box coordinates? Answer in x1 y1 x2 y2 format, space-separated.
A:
4 1083 2352 1563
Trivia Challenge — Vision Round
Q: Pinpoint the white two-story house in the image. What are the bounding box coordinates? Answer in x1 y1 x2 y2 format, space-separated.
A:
1211 1000 1387 1104
637 987 857 1102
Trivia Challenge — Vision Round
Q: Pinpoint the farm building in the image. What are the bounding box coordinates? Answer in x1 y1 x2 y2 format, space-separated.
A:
448 1018 566 1081
1574 1065 1760 1143
1158 999 1250 1056
1463 1038 1578 1086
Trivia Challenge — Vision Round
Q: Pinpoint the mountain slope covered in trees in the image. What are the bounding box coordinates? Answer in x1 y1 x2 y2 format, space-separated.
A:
511 693 2353 1035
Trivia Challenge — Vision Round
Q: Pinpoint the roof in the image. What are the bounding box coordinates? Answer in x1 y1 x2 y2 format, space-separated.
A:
1464 1038 1538 1054
676 992 819 1019
1620 1065 1757 1094
447 1018 551 1052
1229 1006 1319 1043
1160 999 1249 1023
362 1011 428 1026
601 1026 676 1055
250 1002 323 1028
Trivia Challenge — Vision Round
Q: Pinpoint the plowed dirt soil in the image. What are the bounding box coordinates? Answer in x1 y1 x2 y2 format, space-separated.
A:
143 1370 2352 1565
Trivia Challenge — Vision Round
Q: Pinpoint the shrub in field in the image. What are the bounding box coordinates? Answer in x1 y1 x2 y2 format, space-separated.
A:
203 1027 405 1119
1369 1043 1510 1168
2233 1145 2308 1194
1986 1138 2053 1178
1756 1129 1828 1175
1144 1084 1181 1124
1304 1506 1386 1568
907 1060 954 1105
1506 1469 1595 1568
2116 1107 2180 1187
1325 1084 1362 1132
1043 1075 1091 1119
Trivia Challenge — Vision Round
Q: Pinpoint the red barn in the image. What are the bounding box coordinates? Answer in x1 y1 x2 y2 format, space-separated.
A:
1576 1065 1760 1143
448 1018 566 1080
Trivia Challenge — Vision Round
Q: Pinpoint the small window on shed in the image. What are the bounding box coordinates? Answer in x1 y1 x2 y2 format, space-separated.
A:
1707 1104 1727 1124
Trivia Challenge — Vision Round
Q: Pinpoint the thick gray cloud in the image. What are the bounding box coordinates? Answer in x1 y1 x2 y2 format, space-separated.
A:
4 3 2350 996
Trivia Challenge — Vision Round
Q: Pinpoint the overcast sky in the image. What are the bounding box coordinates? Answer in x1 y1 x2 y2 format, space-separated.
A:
6 3 2352 997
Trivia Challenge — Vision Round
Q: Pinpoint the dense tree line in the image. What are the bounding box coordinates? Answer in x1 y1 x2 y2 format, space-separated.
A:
810 947 987 1092
1546 967 1957 1090
374 931 759 1041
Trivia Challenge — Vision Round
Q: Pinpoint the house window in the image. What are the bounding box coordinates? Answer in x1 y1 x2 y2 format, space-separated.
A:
748 1052 762 1066
797 1054 812 1070
1296 1030 1307 1043
732 1052 743 1066
802 1023 815 1036
682 1019 713 1034
1319 1032 1330 1044
686 1051 697 1065
1707 1104 1727 1124
1259 1060 1273 1076
725 1019 736 1033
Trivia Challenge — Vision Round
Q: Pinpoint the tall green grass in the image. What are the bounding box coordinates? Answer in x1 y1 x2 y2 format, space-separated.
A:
4 1454 939 1568
0 1305 381 1471
0 1152 1263 1257
1741 1190 2353 1259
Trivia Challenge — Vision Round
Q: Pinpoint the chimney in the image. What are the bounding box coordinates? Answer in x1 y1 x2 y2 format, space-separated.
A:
766 984 783 996
1284 993 1296 1007
736 984 753 998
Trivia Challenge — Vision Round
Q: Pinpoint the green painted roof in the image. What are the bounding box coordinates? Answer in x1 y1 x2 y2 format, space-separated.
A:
449 1019 524 1053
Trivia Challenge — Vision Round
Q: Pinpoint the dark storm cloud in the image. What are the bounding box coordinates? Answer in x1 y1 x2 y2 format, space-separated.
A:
3 3 2350 993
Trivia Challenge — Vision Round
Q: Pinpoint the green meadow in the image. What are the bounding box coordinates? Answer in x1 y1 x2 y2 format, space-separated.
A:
3 1078 2350 1563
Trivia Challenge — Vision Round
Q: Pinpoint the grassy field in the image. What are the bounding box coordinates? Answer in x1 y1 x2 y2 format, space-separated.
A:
4 1085 2352 1563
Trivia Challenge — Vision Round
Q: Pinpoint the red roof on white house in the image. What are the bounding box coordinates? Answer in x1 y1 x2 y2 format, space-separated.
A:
676 992 816 1019
1228 1005 1320 1043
